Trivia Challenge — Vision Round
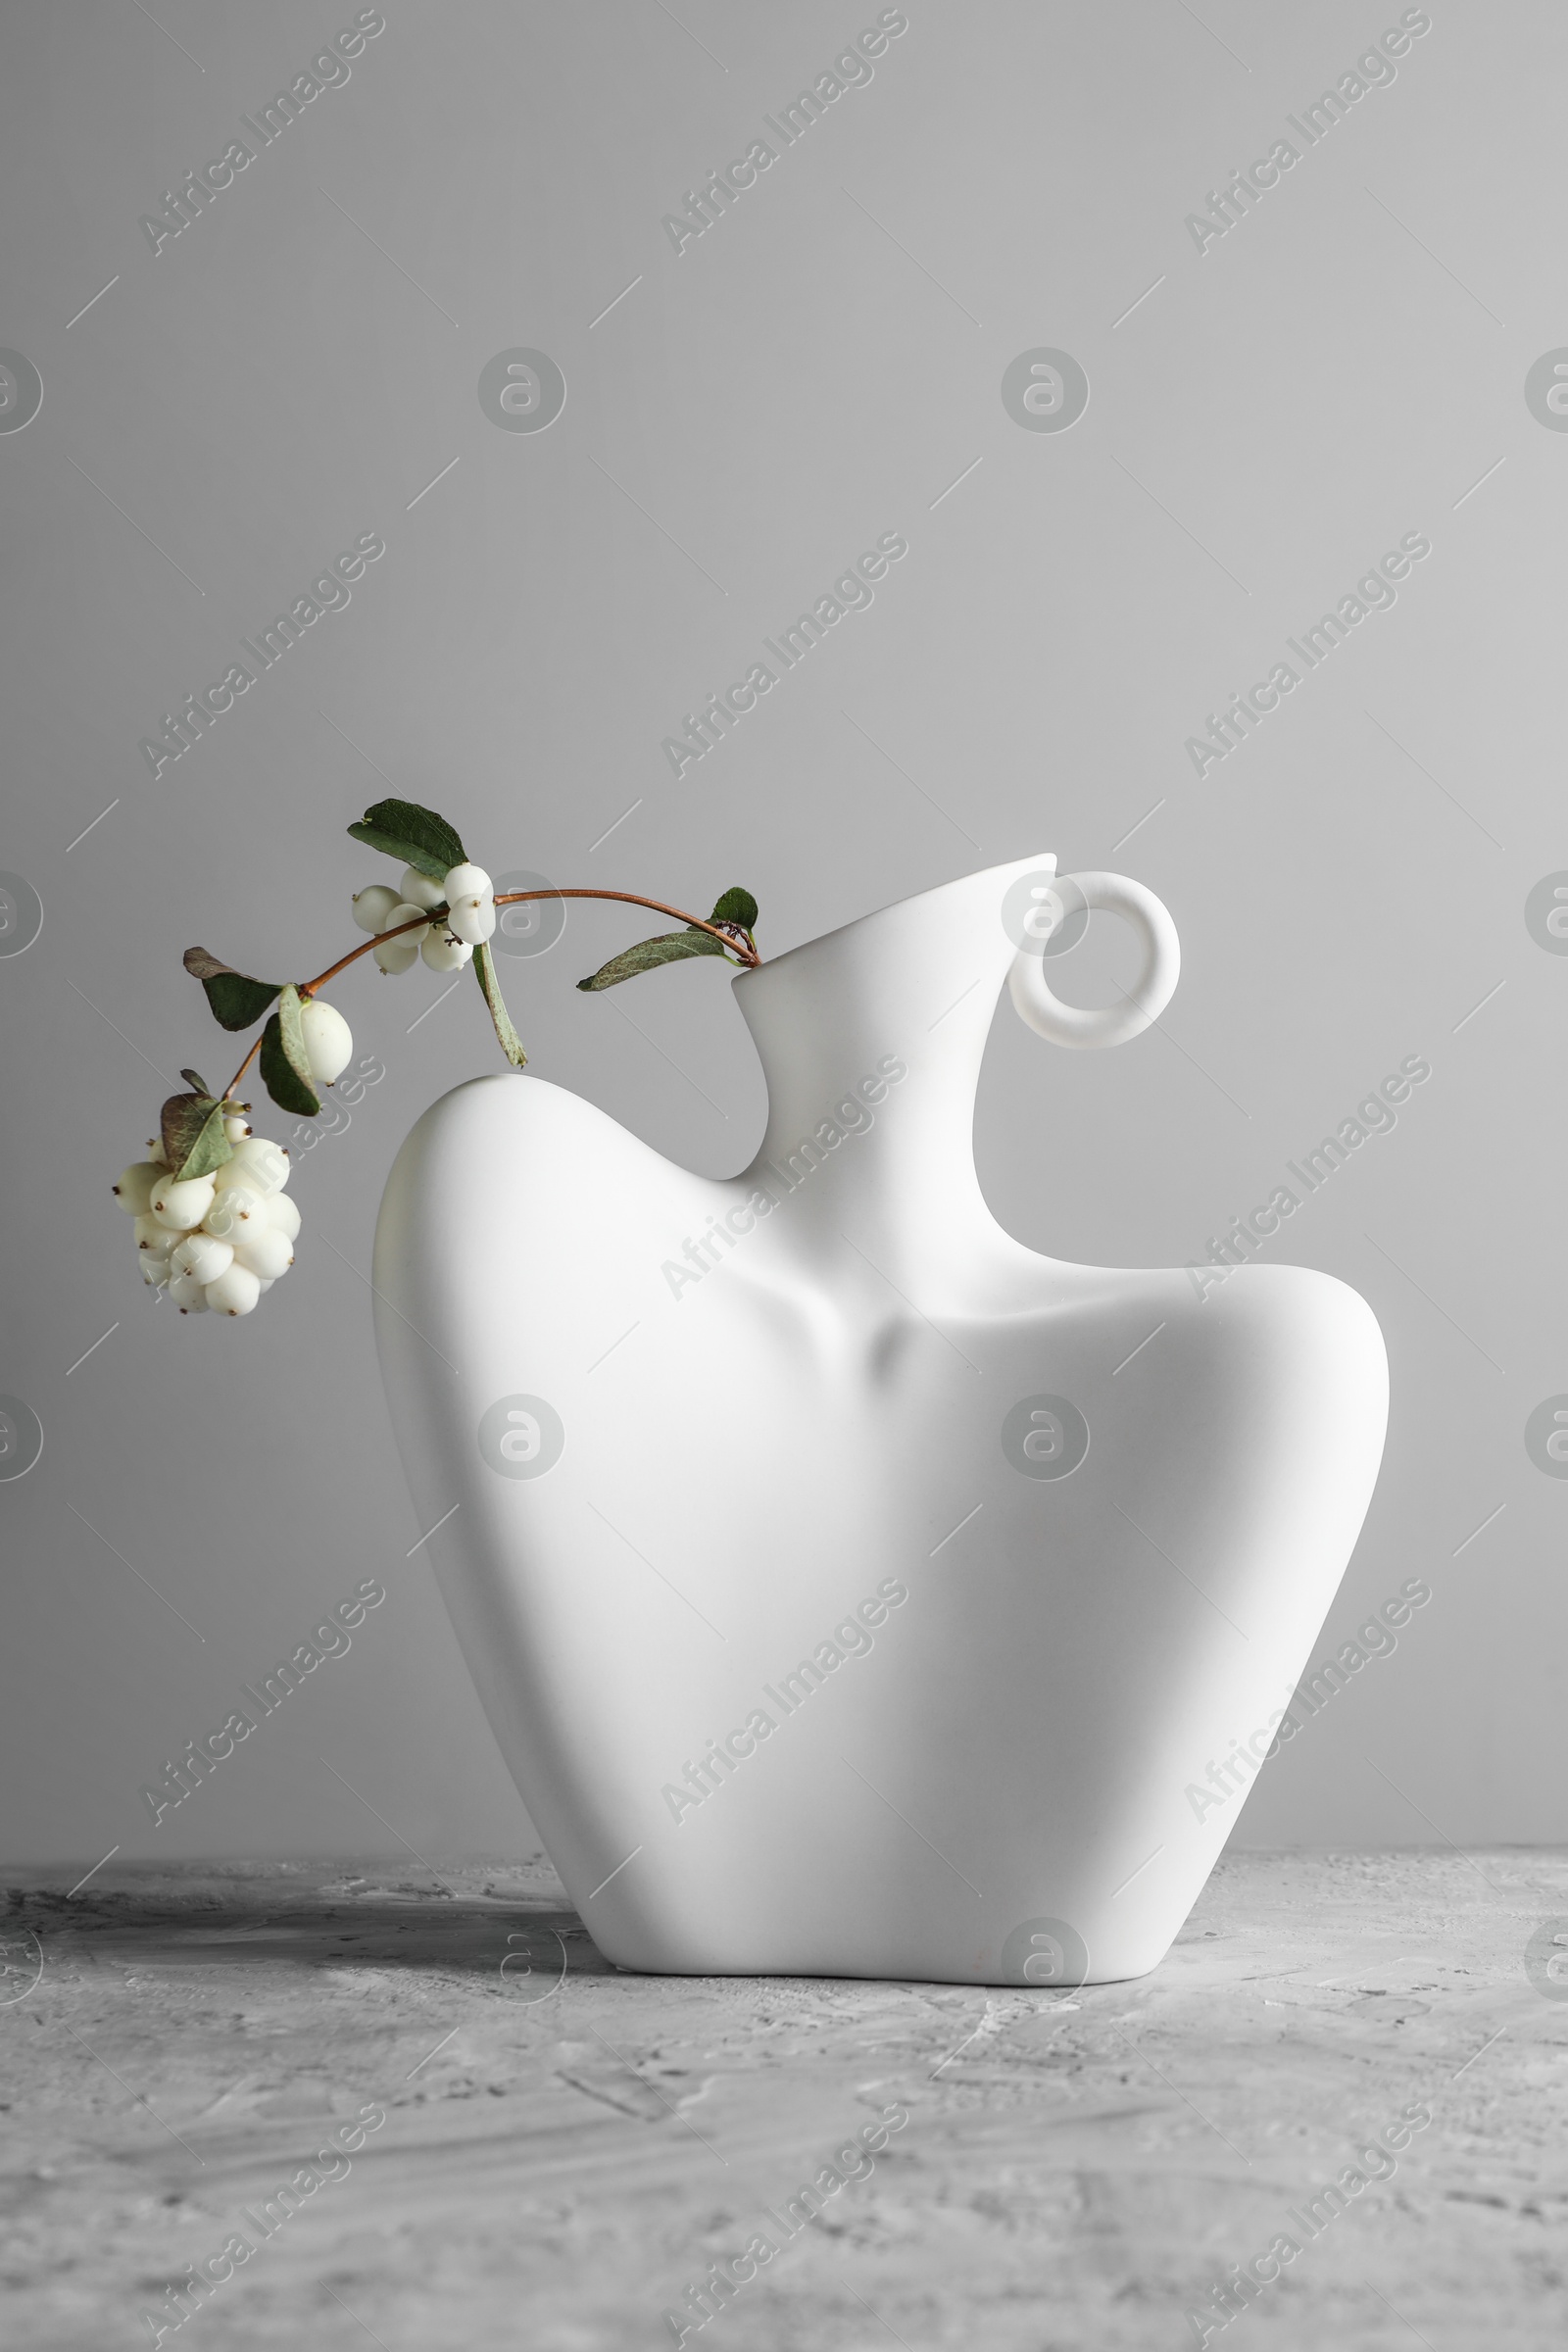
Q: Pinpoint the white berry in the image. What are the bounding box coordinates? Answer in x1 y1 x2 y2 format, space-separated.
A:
400 866 448 910
224 1138 289 1195
132 1213 173 1255
447 892 497 946
115 1161 162 1215
172 1231 234 1285
375 903 427 972
206 1262 262 1317
168 1265 211 1312
222 1114 251 1144
203 1184 265 1237
421 929 473 971
232 1223 293 1280
142 1255 172 1290
353 883 400 934
267 1193 302 1243
151 1174 217 1232
443 864 496 946
299 999 353 1084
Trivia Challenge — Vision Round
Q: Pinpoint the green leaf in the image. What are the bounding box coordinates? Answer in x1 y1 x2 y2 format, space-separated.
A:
346 798 466 882
178 1101 233 1183
183 947 284 1033
161 1092 209 1170
575 928 728 992
346 819 447 882
160 1092 234 1183
710 887 759 932
259 984 321 1117
473 940 527 1067
179 1067 211 1096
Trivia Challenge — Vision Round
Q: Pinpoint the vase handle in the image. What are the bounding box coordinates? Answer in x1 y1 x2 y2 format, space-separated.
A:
1007 869 1180 1050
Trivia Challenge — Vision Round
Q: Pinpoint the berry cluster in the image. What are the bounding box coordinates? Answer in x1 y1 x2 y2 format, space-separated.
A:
115 1124 300 1317
118 793 760 1328
352 862 497 975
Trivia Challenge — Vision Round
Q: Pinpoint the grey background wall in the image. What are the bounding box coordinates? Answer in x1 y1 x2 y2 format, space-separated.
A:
1 0 1562 1870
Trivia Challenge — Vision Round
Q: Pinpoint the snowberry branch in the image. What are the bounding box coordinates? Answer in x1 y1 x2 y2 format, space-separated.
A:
218 888 760 1102
119 797 764 1321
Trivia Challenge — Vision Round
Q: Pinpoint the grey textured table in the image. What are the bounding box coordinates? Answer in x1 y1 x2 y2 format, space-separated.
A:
4 1851 1566 2349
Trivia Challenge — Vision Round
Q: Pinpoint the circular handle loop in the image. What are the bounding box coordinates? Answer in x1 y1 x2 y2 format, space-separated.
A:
1007 869 1179 1050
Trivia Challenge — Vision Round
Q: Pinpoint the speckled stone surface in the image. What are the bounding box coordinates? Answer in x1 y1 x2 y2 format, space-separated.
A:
3 1850 1565 2350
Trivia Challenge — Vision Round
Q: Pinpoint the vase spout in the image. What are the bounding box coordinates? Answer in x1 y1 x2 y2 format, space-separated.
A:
730 854 1063 1244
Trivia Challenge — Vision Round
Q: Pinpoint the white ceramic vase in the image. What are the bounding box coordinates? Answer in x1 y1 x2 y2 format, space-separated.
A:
373 856 1388 1985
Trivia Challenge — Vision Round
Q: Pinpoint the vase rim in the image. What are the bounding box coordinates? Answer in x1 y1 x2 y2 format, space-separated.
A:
730 850 1059 991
